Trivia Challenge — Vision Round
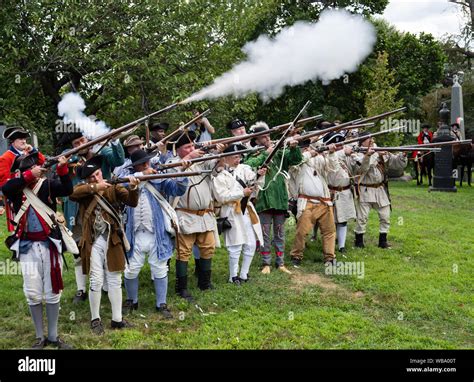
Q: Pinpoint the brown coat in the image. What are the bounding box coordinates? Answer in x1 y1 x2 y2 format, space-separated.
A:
69 183 139 274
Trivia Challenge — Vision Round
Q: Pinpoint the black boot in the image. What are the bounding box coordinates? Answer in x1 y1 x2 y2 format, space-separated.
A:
355 233 365 248
197 258 213 291
378 233 390 249
194 258 200 277
175 260 194 302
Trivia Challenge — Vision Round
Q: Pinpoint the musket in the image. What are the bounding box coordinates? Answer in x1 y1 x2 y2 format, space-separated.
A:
312 126 403 151
154 109 211 148
295 122 377 145
258 101 311 171
398 139 473 149
45 102 181 168
304 107 406 142
201 114 323 147
158 146 264 170
239 101 311 214
355 147 441 153
110 170 211 184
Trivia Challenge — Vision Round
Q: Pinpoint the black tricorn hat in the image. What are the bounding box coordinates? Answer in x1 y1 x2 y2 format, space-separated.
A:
150 122 169 131
358 131 372 143
129 149 156 167
77 155 103 179
250 126 270 147
11 152 39 173
3 126 31 141
323 132 345 145
57 131 84 147
175 131 196 150
226 118 247 130
316 120 335 130
223 143 247 154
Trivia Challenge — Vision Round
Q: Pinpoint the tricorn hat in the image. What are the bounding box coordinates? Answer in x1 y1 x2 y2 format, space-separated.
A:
150 122 169 131
175 131 196 150
226 118 247 130
10 152 39 173
3 126 30 141
323 132 345 145
358 131 372 143
249 125 270 147
77 155 103 179
223 143 247 154
57 131 84 147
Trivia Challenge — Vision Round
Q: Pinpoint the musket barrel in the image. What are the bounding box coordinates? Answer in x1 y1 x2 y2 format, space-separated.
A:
357 147 440 152
398 139 472 149
45 102 181 168
200 114 323 147
156 109 211 147
159 146 263 169
111 170 210 184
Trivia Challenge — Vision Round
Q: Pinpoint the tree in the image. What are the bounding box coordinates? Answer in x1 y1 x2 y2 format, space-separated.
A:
364 51 404 147
0 0 275 149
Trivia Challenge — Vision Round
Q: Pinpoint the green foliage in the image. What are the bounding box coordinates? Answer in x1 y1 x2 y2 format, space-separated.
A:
364 51 404 147
0 0 446 148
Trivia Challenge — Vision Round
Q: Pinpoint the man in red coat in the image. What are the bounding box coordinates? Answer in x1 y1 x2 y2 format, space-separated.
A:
0 127 45 231
417 124 433 145
412 124 434 160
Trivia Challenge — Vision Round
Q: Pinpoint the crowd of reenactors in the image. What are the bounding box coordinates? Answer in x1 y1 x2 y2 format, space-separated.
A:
0 112 415 349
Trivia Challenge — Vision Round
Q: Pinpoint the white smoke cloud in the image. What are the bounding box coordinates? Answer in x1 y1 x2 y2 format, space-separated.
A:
184 9 376 103
57 92 109 139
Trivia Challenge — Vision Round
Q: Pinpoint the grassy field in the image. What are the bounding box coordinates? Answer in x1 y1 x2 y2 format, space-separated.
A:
0 181 473 349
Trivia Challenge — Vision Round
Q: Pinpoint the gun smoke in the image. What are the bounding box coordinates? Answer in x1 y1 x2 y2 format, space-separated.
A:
57 92 109 139
184 9 376 103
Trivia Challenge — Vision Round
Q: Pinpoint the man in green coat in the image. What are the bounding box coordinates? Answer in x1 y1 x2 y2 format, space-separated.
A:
245 122 302 274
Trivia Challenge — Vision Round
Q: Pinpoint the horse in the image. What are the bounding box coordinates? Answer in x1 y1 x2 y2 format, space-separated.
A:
453 143 474 187
413 151 434 186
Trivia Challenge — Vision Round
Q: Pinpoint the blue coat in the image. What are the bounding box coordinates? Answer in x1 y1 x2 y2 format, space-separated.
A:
125 177 187 260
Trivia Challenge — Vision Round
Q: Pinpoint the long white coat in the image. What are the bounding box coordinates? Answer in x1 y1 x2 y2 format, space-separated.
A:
327 149 357 223
212 164 263 247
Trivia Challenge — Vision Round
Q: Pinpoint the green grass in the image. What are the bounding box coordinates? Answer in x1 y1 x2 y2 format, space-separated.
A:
0 181 473 349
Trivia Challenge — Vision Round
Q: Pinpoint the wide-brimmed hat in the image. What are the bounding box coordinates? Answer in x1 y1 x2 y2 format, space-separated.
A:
123 135 144 147
129 149 157 167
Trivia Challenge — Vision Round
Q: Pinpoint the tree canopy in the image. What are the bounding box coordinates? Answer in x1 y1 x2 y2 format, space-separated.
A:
0 0 448 151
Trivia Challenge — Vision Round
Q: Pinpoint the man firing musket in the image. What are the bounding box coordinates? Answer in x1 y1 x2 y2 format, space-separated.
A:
119 149 190 319
244 101 310 275
165 131 227 301
69 156 140 335
351 131 408 249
